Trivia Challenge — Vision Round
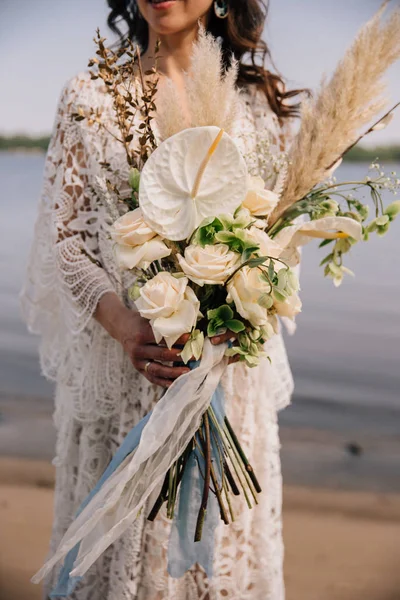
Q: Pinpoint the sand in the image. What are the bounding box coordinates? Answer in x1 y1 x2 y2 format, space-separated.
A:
1 458 400 600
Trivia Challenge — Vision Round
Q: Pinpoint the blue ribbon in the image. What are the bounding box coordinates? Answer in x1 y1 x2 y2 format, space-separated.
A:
50 411 152 597
167 384 225 578
50 384 226 597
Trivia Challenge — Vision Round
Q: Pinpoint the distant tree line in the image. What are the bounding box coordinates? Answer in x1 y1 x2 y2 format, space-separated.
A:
0 135 50 152
0 135 399 162
345 145 400 162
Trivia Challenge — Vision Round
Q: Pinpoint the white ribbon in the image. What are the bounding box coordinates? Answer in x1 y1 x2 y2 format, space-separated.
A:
32 339 227 583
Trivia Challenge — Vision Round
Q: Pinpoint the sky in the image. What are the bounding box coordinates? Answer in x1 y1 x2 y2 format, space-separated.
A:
0 0 399 146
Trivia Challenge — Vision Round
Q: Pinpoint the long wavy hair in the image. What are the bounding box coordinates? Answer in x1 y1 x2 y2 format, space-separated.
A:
107 0 303 119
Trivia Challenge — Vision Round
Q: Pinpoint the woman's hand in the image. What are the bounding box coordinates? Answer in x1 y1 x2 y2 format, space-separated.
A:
119 311 191 388
95 292 239 389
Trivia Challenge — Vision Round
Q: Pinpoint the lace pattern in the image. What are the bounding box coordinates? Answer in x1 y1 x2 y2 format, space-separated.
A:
21 73 294 600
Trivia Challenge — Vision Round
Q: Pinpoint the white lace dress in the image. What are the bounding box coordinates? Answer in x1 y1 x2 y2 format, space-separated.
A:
21 72 294 600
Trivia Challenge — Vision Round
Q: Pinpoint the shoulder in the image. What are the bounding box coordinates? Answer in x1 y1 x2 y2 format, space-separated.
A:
57 71 110 114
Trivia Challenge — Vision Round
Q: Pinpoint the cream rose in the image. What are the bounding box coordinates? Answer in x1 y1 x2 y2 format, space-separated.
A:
247 226 283 258
135 272 200 348
226 266 271 327
242 175 279 217
177 243 240 286
274 291 302 320
111 208 171 270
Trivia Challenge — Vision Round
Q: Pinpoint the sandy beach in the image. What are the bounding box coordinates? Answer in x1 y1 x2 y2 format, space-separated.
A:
1 456 400 600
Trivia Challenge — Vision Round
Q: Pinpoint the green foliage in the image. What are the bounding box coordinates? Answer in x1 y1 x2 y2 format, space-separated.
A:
193 216 225 246
128 167 140 192
207 304 245 337
180 329 204 364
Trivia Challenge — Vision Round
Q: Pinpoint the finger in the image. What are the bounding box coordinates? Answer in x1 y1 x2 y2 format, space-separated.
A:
141 370 174 388
174 333 191 346
133 344 186 363
137 361 190 381
228 355 241 365
211 331 237 345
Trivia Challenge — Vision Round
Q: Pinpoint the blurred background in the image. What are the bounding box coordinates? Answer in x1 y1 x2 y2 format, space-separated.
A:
0 1 399 599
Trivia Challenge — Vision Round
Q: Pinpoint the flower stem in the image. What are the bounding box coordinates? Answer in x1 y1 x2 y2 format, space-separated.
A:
224 417 262 494
195 414 211 542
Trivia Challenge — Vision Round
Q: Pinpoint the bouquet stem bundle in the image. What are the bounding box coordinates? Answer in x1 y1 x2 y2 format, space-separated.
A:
147 406 262 542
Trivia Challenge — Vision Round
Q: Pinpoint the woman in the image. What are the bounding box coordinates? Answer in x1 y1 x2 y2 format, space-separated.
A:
21 0 300 598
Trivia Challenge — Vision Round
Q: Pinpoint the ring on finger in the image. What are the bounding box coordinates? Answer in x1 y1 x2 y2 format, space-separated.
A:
144 361 152 374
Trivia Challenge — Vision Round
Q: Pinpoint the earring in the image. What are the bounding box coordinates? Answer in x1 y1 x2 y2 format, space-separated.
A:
214 0 229 19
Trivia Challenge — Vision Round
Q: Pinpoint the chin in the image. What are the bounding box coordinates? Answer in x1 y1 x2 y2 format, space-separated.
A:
140 0 211 36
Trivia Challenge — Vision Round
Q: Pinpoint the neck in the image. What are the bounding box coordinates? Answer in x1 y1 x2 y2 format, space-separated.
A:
144 20 206 77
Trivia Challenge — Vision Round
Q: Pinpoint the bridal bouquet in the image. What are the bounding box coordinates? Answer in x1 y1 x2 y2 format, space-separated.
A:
33 4 400 595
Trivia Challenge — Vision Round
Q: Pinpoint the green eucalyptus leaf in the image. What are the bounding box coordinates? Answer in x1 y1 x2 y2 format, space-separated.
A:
320 253 334 267
268 259 275 280
247 256 269 268
242 245 260 262
319 238 334 248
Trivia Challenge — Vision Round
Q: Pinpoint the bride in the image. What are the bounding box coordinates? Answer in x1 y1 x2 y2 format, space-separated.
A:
21 0 302 598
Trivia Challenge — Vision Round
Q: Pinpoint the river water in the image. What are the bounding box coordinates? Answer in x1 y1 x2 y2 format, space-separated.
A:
1 153 399 409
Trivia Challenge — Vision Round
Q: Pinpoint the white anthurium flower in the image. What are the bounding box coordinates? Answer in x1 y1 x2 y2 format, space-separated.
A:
139 126 248 241
135 272 200 348
177 243 240 286
242 175 280 217
111 208 171 270
273 216 363 266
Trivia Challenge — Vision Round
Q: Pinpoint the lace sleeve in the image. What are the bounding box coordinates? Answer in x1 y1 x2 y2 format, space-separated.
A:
20 76 115 378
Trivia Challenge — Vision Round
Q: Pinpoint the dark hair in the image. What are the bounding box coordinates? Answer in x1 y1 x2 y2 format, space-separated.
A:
107 0 303 119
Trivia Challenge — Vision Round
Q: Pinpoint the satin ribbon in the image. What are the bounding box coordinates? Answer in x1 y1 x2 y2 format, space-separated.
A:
167 384 226 578
49 412 152 597
48 345 227 597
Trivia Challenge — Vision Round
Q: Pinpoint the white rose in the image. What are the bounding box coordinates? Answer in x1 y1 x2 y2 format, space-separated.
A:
247 227 283 258
111 208 171 270
242 175 279 217
135 272 200 348
274 291 302 319
226 266 271 327
177 244 240 286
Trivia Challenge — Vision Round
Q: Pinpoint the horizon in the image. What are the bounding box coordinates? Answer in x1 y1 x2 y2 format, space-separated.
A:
1 0 399 146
